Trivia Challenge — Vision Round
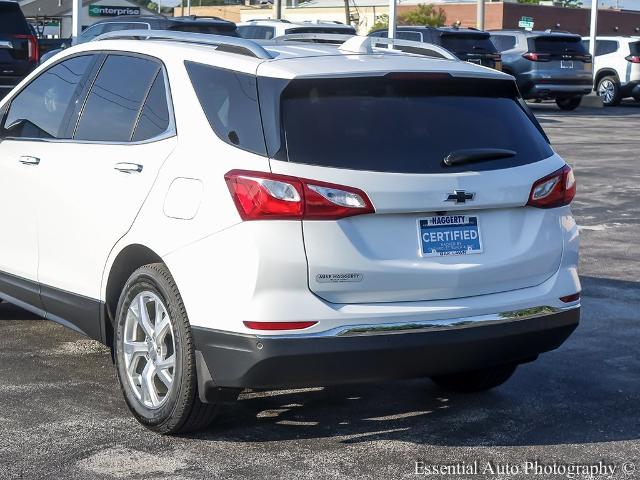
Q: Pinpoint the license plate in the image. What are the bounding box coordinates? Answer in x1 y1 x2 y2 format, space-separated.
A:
418 215 483 257
561 60 573 69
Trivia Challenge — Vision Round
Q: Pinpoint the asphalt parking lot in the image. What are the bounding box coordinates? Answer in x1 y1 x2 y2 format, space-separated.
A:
1 101 639 480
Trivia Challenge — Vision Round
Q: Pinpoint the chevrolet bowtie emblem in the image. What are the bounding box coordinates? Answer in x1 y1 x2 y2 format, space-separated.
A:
445 190 475 204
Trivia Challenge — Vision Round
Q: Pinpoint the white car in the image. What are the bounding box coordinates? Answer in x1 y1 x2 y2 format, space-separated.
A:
583 36 640 106
0 31 580 434
237 19 355 40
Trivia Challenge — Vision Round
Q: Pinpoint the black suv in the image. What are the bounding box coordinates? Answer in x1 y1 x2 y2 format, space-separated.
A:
369 26 501 70
0 1 38 97
41 15 238 63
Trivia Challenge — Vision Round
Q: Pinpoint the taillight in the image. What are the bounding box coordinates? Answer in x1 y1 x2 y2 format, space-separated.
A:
625 55 640 63
243 321 317 330
576 53 592 63
527 165 576 209
522 52 550 62
224 170 375 221
14 34 38 63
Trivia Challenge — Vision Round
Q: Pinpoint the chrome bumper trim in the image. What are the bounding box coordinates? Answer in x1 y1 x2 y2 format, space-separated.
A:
260 304 580 339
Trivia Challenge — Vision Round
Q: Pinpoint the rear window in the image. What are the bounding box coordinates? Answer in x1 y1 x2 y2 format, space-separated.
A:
169 23 238 36
531 35 586 54
185 61 265 155
272 75 552 174
0 3 30 35
439 33 497 54
285 26 356 35
629 41 640 56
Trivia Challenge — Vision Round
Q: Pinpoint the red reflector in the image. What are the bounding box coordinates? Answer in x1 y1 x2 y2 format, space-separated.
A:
225 170 375 221
559 293 580 303
243 321 317 331
527 164 576 209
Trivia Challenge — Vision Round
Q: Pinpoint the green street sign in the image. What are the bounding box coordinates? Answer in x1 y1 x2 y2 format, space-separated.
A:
518 16 534 30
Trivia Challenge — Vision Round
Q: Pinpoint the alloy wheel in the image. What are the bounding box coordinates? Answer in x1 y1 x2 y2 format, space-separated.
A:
598 79 616 104
122 291 175 409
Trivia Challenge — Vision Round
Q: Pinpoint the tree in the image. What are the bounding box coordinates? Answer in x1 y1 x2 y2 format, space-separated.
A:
370 14 389 32
399 4 446 27
558 0 582 7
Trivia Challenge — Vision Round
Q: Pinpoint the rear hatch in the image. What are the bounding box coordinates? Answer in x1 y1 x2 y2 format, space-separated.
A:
525 34 592 83
259 72 565 304
0 2 36 87
438 31 501 70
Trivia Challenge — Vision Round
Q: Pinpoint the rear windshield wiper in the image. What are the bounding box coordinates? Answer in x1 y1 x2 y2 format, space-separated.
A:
443 148 516 167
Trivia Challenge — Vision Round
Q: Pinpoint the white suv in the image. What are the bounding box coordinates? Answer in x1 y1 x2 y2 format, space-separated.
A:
237 19 355 40
583 36 640 106
0 31 581 434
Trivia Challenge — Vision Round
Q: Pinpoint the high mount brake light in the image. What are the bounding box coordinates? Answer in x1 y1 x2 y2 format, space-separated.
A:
224 170 375 221
527 165 576 209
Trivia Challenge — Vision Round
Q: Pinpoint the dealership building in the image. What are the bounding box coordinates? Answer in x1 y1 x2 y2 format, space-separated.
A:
19 0 159 37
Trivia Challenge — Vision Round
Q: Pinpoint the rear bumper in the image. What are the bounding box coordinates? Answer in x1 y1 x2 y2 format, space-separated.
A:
193 305 579 391
524 83 592 99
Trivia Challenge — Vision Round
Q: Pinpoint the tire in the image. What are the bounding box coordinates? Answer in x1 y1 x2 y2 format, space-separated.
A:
114 263 218 434
555 96 582 111
431 363 518 393
597 76 622 106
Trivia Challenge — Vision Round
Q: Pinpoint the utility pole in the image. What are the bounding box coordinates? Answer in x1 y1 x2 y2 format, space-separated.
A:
477 0 485 30
187 0 191 16
275 0 282 19
72 0 81 41
589 0 597 80
344 0 350 26
388 0 396 40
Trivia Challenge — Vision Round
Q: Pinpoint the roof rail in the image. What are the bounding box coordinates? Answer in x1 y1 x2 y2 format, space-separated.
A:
273 33 355 44
340 35 457 60
94 29 273 59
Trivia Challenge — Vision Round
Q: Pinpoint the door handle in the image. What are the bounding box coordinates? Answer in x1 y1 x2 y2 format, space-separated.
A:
19 156 40 166
114 162 143 173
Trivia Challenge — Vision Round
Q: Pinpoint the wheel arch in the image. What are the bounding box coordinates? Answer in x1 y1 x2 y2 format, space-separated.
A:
103 244 163 349
595 68 619 87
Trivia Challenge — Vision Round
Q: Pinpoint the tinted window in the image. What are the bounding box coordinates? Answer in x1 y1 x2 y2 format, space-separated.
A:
532 36 586 54
75 55 159 142
78 23 106 42
3 55 94 139
238 25 275 40
0 3 30 35
185 61 266 155
596 40 618 56
397 31 423 42
277 76 552 174
286 26 356 35
169 23 238 36
132 70 170 142
101 22 149 34
491 35 516 52
439 33 497 54
630 41 640 56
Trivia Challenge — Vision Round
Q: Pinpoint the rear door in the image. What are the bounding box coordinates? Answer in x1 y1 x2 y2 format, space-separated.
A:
439 32 501 70
0 2 36 91
261 73 565 304
35 53 176 339
528 35 592 82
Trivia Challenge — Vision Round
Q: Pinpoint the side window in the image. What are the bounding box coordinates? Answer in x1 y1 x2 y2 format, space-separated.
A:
2 55 95 139
101 22 149 34
397 31 423 42
185 61 266 155
369 30 386 38
78 23 106 43
238 26 274 40
75 55 160 142
595 40 618 56
258 26 275 40
132 70 171 142
491 35 516 52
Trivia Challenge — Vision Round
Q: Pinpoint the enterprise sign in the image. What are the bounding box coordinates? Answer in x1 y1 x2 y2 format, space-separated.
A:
88 5 141 17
